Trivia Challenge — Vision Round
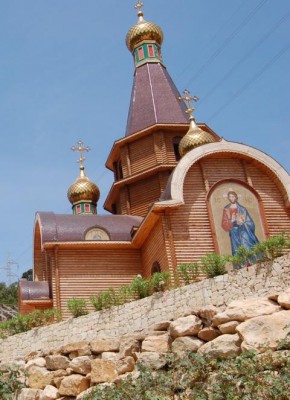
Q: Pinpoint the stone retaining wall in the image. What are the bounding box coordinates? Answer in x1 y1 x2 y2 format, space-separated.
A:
0 255 289 363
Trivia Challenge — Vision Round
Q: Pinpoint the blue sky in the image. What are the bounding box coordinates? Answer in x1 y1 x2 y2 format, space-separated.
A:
0 0 289 284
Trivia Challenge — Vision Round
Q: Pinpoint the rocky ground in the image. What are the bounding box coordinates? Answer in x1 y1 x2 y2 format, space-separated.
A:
6 287 290 400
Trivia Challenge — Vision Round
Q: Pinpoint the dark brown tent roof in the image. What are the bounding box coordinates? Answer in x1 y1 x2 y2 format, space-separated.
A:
36 212 143 243
125 63 188 136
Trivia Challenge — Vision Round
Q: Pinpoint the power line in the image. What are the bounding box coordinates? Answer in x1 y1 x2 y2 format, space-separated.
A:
185 0 269 87
200 11 290 105
207 43 290 122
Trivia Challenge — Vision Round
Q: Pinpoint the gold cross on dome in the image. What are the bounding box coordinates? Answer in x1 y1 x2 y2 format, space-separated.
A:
71 140 90 168
135 1 144 12
178 89 199 119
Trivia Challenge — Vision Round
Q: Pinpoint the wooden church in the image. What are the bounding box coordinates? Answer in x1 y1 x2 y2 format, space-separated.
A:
19 3 290 318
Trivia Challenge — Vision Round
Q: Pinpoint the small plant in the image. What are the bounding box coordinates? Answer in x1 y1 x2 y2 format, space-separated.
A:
130 275 151 299
229 245 256 269
201 253 227 278
0 365 25 400
177 263 199 284
0 308 60 338
150 271 171 293
117 285 133 305
67 298 88 318
91 288 119 311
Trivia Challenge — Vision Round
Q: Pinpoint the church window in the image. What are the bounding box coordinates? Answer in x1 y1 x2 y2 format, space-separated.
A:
151 261 161 275
85 227 110 241
138 46 144 60
118 161 123 179
173 136 182 161
76 205 81 214
148 45 154 57
85 204 90 213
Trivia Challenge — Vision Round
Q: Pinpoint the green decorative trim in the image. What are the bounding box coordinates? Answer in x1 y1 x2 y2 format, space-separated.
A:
134 42 162 67
72 201 96 215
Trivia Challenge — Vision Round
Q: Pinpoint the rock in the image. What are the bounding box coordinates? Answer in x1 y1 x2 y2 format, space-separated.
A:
58 374 90 397
14 388 42 400
25 357 46 370
236 310 290 353
169 315 202 338
69 356 91 375
141 334 170 353
26 366 55 390
61 342 90 355
277 288 290 309
213 297 281 326
137 352 167 370
172 336 204 353
198 334 241 359
39 385 59 400
218 321 240 334
45 355 70 371
91 359 118 384
119 336 141 358
76 386 96 400
150 321 170 331
198 305 219 321
198 327 220 342
102 352 119 361
91 338 120 353
116 356 135 375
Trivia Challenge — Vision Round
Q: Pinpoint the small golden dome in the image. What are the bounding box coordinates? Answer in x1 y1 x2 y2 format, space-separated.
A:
67 166 100 204
179 119 215 157
126 10 163 52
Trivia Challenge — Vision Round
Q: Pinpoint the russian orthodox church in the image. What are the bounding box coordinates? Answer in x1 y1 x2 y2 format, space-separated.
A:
19 3 290 318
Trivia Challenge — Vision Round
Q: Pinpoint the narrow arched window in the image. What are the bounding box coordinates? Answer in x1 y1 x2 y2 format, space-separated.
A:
173 136 182 161
151 261 161 275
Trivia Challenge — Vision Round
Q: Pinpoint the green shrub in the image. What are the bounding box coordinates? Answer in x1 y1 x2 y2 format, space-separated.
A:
201 253 227 278
150 271 171 293
0 308 59 338
67 298 88 318
0 365 25 400
177 263 199 284
130 276 151 299
91 288 119 311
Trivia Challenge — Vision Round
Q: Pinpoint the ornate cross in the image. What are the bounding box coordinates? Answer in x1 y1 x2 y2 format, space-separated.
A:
135 1 144 12
178 89 199 119
71 140 90 168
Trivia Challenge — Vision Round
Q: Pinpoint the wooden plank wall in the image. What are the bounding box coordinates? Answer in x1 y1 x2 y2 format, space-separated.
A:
56 249 142 319
128 175 162 216
141 219 168 277
170 156 290 267
33 222 44 281
129 136 156 175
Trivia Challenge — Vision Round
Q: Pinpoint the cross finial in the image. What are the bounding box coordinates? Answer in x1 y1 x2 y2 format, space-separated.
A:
178 89 199 120
135 1 144 13
71 140 90 168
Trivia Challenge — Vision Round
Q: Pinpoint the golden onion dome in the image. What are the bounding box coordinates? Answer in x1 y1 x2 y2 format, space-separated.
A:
179 118 215 157
126 9 163 52
67 166 100 205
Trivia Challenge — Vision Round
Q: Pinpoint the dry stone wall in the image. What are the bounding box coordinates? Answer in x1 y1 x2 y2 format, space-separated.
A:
0 255 289 364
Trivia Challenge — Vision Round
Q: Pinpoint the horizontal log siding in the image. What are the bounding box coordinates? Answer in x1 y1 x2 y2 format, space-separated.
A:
129 136 156 175
154 131 167 164
245 164 290 234
165 132 184 164
201 157 247 185
57 249 142 319
170 163 215 265
129 175 161 217
141 219 168 277
33 223 44 281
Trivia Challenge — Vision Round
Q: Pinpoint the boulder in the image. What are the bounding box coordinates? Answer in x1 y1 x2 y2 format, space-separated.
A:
218 321 240 334
45 355 70 371
58 374 90 397
198 334 241 359
25 358 46 371
102 352 119 361
116 356 135 375
119 336 141 357
169 315 202 338
141 334 170 353
61 341 90 355
236 310 290 353
26 366 55 390
149 321 171 331
91 359 118 383
137 352 167 370
198 327 220 342
198 305 219 321
76 386 97 400
213 297 281 326
91 338 120 353
69 356 91 375
39 385 59 400
277 288 290 310
13 388 42 400
172 336 204 353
